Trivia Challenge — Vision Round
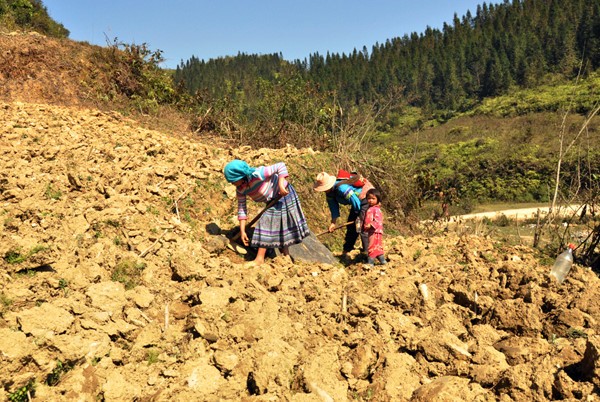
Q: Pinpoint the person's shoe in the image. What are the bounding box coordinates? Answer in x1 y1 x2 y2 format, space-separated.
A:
339 253 350 263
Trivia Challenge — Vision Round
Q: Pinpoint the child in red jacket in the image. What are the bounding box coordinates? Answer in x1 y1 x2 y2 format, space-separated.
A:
363 188 386 266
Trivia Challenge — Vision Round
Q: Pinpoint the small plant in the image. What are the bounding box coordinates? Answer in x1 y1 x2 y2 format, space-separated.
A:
44 183 62 200
4 245 47 265
0 293 12 308
8 380 36 402
30 244 47 254
16 269 37 278
412 249 422 261
46 360 73 386
58 278 69 296
146 348 160 365
4 249 25 264
183 196 194 208
104 219 121 228
481 252 497 263
566 327 588 339
113 236 122 246
0 293 13 317
111 259 146 290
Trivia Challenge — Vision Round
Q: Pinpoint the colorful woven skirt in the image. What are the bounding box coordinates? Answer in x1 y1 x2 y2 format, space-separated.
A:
251 184 309 248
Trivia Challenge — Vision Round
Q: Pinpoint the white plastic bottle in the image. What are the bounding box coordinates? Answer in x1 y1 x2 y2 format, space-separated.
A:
549 244 575 284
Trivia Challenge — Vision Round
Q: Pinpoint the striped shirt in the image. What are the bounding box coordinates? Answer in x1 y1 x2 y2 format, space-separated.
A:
235 162 289 220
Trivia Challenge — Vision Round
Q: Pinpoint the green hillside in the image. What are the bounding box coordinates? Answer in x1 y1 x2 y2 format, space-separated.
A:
5 0 599 222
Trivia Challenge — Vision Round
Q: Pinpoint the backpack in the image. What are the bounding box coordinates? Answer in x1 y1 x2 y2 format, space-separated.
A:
336 169 374 200
336 169 365 187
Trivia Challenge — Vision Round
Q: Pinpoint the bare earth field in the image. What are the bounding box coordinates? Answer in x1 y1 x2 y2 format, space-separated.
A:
1 33 600 401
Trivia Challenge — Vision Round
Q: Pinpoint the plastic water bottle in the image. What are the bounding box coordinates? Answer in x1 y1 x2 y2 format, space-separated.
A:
549 244 575 284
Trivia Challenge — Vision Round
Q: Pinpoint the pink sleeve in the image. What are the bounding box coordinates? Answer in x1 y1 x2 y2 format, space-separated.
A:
261 162 289 179
373 208 383 232
363 208 374 227
236 190 248 220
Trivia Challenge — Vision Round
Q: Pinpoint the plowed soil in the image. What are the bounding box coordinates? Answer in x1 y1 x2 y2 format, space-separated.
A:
1 32 600 401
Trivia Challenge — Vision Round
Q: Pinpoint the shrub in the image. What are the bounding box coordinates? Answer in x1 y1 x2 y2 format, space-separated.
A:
92 39 179 113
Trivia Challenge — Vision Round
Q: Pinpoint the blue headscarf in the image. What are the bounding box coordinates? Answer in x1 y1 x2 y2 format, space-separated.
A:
224 160 256 183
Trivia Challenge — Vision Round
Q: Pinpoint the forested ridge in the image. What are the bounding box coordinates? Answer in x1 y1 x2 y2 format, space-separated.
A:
175 0 600 114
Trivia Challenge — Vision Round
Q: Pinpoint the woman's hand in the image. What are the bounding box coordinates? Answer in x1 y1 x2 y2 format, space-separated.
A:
278 177 289 196
240 230 249 246
328 222 337 232
239 221 249 246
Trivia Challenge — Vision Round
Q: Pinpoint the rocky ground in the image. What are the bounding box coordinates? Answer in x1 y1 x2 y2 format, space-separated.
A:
1 33 600 401
2 100 600 402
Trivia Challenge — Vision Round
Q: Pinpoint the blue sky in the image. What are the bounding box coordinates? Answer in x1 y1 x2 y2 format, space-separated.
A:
43 1 498 69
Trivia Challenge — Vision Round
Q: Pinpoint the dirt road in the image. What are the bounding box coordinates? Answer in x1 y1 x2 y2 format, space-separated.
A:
454 204 585 222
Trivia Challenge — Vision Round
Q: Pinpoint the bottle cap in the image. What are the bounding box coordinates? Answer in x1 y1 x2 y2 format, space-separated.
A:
568 243 575 249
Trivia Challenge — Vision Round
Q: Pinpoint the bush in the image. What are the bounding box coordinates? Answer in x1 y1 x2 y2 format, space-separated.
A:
92 39 180 113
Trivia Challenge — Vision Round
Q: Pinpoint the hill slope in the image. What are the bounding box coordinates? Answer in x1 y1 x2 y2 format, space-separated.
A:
0 32 97 105
1 33 600 401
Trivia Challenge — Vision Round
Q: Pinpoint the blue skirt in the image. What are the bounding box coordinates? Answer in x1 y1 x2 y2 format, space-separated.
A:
251 184 309 248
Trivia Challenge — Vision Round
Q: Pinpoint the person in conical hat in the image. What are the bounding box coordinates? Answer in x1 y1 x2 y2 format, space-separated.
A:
313 171 370 261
